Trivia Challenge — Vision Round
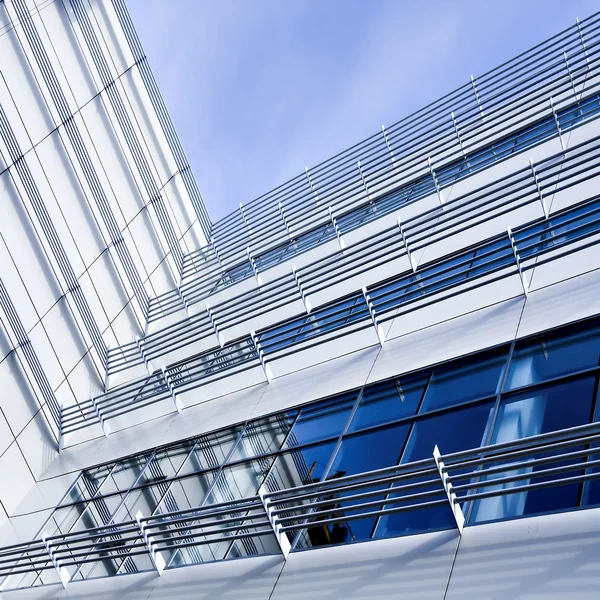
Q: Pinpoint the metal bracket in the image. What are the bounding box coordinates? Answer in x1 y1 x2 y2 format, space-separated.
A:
397 216 417 272
247 247 263 287
549 97 565 151
362 287 386 347
471 74 485 119
41 532 70 588
433 446 464 534
305 166 319 204
135 511 165 575
507 228 529 297
251 330 272 382
428 157 444 205
328 206 346 251
529 158 548 218
451 111 466 156
206 303 224 346
278 201 292 239
258 485 291 559
162 367 182 413
381 124 395 163
91 396 110 437
292 265 312 313
357 160 370 196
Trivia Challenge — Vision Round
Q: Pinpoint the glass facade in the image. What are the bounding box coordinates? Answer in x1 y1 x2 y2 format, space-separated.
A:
32 315 600 584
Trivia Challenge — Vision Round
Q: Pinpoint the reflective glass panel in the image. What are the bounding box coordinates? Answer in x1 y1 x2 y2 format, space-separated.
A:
348 373 429 433
420 348 508 412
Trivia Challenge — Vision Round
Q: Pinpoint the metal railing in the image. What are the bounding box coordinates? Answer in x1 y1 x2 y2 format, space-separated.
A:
107 129 600 378
3 422 600 590
63 191 600 435
142 13 600 321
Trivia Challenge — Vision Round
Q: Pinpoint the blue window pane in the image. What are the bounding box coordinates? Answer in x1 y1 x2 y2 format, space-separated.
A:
420 348 508 413
470 376 596 524
285 393 357 447
505 321 600 391
376 401 495 538
299 423 411 546
348 373 429 433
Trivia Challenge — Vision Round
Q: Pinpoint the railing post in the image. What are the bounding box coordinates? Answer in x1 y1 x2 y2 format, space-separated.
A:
162 367 182 413
305 166 319 204
292 265 312 313
135 511 165 575
529 158 548 218
239 202 252 236
576 17 590 68
251 330 272 382
91 396 110 437
433 446 464 534
247 246 263 287
41 532 70 588
210 236 225 273
507 228 529 297
563 52 579 99
258 485 291 559
398 216 417 272
381 124 395 164
362 287 386 346
549 97 565 151
428 157 444 205
471 74 485 119
328 206 346 251
206 303 224 346
451 111 466 156
357 160 370 196
278 201 292 239
136 336 152 375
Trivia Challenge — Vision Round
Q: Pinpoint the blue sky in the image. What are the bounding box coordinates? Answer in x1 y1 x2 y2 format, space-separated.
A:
128 0 599 223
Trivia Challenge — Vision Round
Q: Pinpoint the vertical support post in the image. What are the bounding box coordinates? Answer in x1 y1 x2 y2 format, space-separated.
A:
471 75 485 119
292 266 312 313
328 206 346 251
239 202 252 236
177 284 192 317
357 160 370 196
258 485 291 559
428 157 444 205
563 52 579 98
397 217 417 272
161 367 182 413
206 303 225 346
251 330 272 382
135 511 165 575
41 533 70 588
451 112 467 156
91 396 110 437
529 158 548 218
362 287 386 347
381 124 395 164
136 336 152 375
211 236 225 273
278 201 292 239
549 97 565 151
433 446 464 534
247 247 263 287
507 228 529 297
305 166 319 204
576 17 590 68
